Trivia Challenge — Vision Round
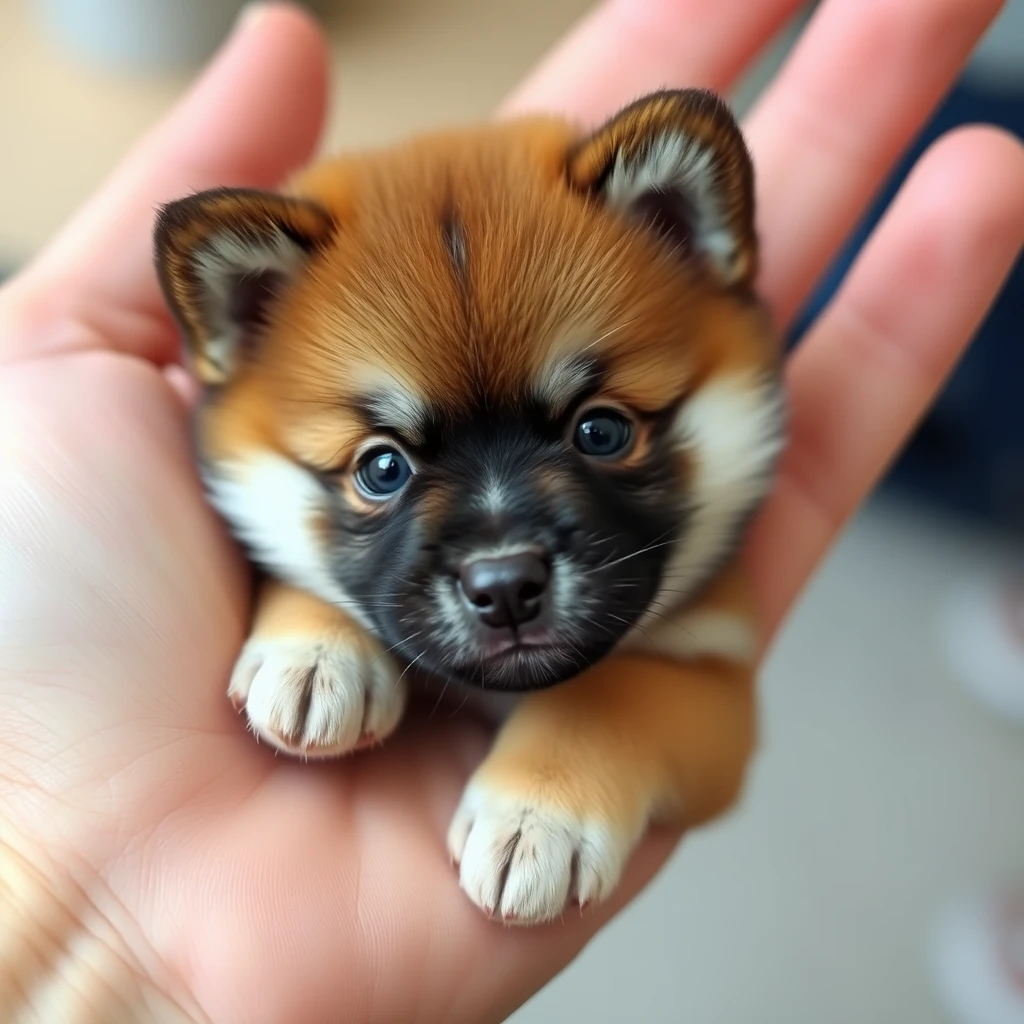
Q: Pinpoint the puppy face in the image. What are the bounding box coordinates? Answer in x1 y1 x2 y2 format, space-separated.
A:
156 90 784 691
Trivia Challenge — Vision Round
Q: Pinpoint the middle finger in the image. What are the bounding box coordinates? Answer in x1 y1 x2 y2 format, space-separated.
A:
745 0 1003 326
502 0 808 125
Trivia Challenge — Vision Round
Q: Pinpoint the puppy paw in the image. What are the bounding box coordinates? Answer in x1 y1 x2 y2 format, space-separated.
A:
228 631 405 758
447 780 636 925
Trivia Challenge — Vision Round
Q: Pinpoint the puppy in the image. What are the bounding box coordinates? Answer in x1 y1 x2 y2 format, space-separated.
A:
154 90 785 925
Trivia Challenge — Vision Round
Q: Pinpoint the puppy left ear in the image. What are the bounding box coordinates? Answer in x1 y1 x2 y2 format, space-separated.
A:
154 188 335 385
567 89 757 288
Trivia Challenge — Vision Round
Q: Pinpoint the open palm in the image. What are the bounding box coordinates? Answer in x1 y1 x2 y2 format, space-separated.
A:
1 4 1022 1022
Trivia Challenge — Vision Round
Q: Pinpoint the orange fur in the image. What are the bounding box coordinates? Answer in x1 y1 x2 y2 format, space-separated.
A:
250 577 365 638
197 116 775 473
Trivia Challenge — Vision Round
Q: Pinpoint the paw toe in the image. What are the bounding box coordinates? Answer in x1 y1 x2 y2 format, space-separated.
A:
451 784 630 926
230 635 405 758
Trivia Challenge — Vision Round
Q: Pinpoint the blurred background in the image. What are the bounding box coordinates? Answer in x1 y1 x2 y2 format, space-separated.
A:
1 2 1022 1022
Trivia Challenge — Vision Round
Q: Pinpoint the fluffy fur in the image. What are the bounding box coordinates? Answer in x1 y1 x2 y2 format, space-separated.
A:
155 89 785 925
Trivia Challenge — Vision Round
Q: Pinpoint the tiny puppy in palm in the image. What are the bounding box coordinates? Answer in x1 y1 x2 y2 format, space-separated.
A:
155 89 785 925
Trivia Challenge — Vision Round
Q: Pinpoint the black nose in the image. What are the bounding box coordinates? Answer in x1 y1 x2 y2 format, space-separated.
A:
458 552 550 629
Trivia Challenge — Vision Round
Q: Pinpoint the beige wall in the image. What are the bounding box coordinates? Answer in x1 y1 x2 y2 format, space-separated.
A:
0 0 592 263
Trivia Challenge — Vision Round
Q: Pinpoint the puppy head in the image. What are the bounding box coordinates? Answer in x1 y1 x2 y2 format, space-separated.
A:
155 90 784 691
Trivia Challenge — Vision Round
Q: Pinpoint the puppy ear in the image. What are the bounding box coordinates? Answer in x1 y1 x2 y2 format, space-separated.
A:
154 188 335 384
567 89 757 288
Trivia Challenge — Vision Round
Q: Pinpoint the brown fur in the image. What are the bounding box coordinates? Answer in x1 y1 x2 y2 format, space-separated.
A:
194 115 773 475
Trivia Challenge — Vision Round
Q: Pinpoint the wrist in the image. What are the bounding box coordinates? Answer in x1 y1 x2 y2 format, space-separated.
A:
0 825 200 1023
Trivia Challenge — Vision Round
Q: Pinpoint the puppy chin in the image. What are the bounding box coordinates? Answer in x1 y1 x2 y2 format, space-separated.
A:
440 636 609 692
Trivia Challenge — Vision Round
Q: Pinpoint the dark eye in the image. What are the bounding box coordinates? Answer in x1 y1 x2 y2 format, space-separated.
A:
573 408 634 459
355 448 412 498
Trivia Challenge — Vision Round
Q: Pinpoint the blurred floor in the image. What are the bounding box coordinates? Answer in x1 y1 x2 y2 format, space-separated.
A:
2 3 1022 1023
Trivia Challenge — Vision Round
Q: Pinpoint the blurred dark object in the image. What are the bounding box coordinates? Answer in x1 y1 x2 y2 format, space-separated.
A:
791 81 1024 535
34 0 251 71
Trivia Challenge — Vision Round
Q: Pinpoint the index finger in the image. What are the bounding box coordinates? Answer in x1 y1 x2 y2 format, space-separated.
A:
2 4 329 367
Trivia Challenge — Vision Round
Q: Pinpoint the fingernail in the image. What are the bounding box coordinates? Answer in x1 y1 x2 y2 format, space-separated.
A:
236 3 271 31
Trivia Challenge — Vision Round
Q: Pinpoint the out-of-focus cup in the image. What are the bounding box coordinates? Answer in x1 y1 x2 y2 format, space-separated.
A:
33 0 251 71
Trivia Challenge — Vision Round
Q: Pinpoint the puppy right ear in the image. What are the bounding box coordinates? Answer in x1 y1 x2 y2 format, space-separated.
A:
567 90 757 289
154 188 335 384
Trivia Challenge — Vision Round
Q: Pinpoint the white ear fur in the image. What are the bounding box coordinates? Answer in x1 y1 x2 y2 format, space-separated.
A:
568 90 757 288
155 188 334 384
191 227 309 378
603 132 742 284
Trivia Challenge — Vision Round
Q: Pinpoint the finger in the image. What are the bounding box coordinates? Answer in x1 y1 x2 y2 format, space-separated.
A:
385 717 684 1024
2 4 328 366
502 0 807 125
748 127 1024 643
745 0 1003 327
163 364 201 413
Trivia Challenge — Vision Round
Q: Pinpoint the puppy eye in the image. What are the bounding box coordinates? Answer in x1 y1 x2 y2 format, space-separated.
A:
573 408 634 459
355 448 412 498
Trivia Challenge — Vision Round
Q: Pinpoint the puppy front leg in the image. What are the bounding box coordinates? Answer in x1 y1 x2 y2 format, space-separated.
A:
229 578 406 758
448 568 758 924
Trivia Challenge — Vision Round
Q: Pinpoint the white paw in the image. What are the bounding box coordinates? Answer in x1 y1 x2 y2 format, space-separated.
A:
228 632 405 758
447 781 633 925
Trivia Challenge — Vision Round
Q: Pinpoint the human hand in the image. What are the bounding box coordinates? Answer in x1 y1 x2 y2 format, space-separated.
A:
1 3 1021 1022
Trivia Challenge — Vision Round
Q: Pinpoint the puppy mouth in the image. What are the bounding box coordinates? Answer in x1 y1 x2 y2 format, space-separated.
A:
476 625 552 659
382 560 656 690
